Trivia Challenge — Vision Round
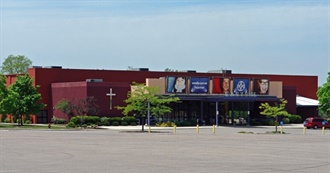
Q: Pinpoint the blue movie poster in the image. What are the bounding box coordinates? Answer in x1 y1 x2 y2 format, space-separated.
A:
190 77 209 93
233 78 249 94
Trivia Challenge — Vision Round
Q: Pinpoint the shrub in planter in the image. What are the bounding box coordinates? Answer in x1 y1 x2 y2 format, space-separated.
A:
66 122 76 128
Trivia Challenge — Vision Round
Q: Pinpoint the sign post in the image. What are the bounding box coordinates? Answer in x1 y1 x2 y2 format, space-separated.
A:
280 121 283 134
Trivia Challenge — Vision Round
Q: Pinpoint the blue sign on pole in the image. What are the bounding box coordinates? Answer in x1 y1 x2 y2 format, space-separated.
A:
322 121 326 126
280 121 283 125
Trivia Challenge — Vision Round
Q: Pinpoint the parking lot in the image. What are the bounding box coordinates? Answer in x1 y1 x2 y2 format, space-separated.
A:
1 125 329 173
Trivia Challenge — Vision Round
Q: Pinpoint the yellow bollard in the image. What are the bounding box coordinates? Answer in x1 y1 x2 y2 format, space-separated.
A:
212 125 216 134
322 126 325 135
303 127 306 135
148 126 151 133
196 125 199 134
280 126 283 134
173 125 176 134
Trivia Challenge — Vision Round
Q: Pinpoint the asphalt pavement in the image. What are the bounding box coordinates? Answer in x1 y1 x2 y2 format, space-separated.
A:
1 124 329 173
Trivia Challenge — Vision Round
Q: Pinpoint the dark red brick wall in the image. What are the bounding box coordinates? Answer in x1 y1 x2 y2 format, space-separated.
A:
3 67 316 123
282 86 297 115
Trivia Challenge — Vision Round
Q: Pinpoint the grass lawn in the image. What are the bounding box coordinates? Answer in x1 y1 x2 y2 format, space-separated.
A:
0 123 68 130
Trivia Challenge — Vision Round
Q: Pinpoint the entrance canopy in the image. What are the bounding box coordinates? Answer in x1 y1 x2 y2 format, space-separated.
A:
163 94 280 102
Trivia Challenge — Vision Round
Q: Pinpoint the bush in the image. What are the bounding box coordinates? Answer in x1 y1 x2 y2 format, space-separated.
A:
70 117 79 125
112 121 119 126
288 115 302 123
52 117 67 124
121 121 128 126
268 120 275 126
130 122 137 126
85 116 100 124
4 118 11 123
282 118 290 124
175 120 195 126
25 120 31 124
1 115 6 122
82 124 88 128
100 117 109 125
250 119 261 126
109 117 122 124
261 119 270 125
157 121 175 127
123 116 137 124
103 120 110 126
66 122 76 128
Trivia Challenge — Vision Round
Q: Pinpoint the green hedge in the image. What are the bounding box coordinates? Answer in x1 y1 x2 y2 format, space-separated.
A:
288 115 302 123
68 116 179 126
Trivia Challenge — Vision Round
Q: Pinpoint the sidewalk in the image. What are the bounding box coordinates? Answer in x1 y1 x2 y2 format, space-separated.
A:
98 123 304 130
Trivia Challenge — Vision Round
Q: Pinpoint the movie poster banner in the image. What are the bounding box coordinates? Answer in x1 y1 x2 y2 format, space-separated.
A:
166 76 187 94
253 79 269 95
213 77 221 94
212 77 230 94
233 78 250 94
190 77 209 93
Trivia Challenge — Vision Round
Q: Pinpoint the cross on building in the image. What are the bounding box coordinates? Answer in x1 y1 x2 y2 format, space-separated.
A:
106 88 116 110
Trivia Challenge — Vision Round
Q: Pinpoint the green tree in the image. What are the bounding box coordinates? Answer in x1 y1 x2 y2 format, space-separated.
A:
1 55 32 74
0 75 9 121
75 96 99 116
55 98 75 120
317 72 330 118
2 74 45 125
259 99 288 132
55 96 99 126
117 83 179 131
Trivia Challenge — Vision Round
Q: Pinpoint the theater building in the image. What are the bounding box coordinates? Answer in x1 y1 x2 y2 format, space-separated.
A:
4 66 319 125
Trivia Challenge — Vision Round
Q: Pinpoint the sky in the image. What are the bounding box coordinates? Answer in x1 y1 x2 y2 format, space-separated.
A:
0 0 329 86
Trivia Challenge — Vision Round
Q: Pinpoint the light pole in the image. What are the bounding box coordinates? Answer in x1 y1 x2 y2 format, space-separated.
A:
147 101 150 126
17 95 24 126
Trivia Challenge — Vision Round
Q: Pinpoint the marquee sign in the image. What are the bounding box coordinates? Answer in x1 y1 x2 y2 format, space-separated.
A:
253 79 269 95
190 77 209 93
213 77 230 94
233 78 249 94
166 76 187 94
166 76 270 96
